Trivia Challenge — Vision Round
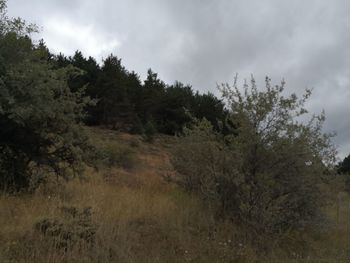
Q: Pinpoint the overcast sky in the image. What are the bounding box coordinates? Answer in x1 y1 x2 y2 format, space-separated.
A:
8 0 350 158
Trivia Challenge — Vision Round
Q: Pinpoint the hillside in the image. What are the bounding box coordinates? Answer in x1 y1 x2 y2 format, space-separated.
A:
0 127 350 262
0 128 239 262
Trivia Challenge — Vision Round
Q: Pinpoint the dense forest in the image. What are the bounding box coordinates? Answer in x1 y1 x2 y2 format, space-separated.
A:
53 50 229 135
2 0 350 262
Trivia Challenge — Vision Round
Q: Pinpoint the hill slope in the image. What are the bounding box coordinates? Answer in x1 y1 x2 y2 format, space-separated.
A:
1 127 350 262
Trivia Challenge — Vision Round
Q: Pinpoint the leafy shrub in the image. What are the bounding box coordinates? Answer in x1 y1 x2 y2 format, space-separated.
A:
142 121 157 143
35 206 97 250
129 138 140 148
98 142 135 169
173 77 336 237
130 116 144 134
172 119 234 194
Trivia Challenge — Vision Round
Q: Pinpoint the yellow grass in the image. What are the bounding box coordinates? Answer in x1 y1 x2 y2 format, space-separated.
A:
1 127 350 262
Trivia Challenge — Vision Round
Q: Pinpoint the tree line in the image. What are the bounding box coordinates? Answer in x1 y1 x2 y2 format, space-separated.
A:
49 50 228 135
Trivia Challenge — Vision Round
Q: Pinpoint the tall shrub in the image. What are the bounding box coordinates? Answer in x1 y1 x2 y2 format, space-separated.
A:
173 76 336 236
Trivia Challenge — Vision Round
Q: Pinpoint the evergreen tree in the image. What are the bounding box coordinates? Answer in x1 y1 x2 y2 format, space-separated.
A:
139 69 166 127
191 91 227 131
0 1 93 191
338 154 350 175
160 81 194 134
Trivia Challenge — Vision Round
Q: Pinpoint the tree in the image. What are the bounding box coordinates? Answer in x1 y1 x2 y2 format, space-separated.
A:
338 154 350 175
173 76 336 237
158 81 194 134
93 54 139 130
337 154 350 192
0 1 93 191
0 0 38 37
191 91 227 132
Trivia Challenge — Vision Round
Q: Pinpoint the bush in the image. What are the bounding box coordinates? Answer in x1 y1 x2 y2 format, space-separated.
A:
35 206 97 250
337 154 350 191
142 121 157 143
173 77 336 237
130 116 144 134
172 119 234 194
100 142 135 169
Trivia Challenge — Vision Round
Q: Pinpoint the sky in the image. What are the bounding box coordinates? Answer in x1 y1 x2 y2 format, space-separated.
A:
7 0 350 158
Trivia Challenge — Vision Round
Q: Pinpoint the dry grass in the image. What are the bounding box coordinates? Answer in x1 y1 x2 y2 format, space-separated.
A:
1 127 350 262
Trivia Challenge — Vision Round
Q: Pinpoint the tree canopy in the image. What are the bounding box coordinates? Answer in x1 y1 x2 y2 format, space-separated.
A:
51 52 228 135
0 1 93 191
338 154 350 175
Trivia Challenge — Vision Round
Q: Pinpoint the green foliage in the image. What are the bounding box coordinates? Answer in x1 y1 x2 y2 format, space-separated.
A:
173 76 336 237
99 142 135 169
130 115 144 134
53 50 228 135
338 154 350 175
172 119 232 193
0 2 93 191
0 0 38 37
191 91 228 132
143 121 157 143
84 128 136 170
35 206 97 250
337 154 350 191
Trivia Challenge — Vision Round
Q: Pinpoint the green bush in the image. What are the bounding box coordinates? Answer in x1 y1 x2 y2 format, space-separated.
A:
173 77 336 237
98 142 135 169
142 121 157 143
35 206 97 250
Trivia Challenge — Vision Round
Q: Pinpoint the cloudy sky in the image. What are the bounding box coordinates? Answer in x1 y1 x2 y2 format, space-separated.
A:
8 0 350 158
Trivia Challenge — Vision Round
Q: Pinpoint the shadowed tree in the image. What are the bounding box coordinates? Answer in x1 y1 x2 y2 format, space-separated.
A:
0 1 93 191
338 154 350 175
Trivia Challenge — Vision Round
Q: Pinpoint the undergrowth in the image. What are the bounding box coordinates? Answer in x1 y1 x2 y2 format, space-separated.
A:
0 127 349 262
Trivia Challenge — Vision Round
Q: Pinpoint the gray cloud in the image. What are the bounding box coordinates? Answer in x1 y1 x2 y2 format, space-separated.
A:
7 0 350 158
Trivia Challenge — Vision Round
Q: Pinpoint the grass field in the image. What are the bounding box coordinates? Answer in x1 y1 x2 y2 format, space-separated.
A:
1 127 350 262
